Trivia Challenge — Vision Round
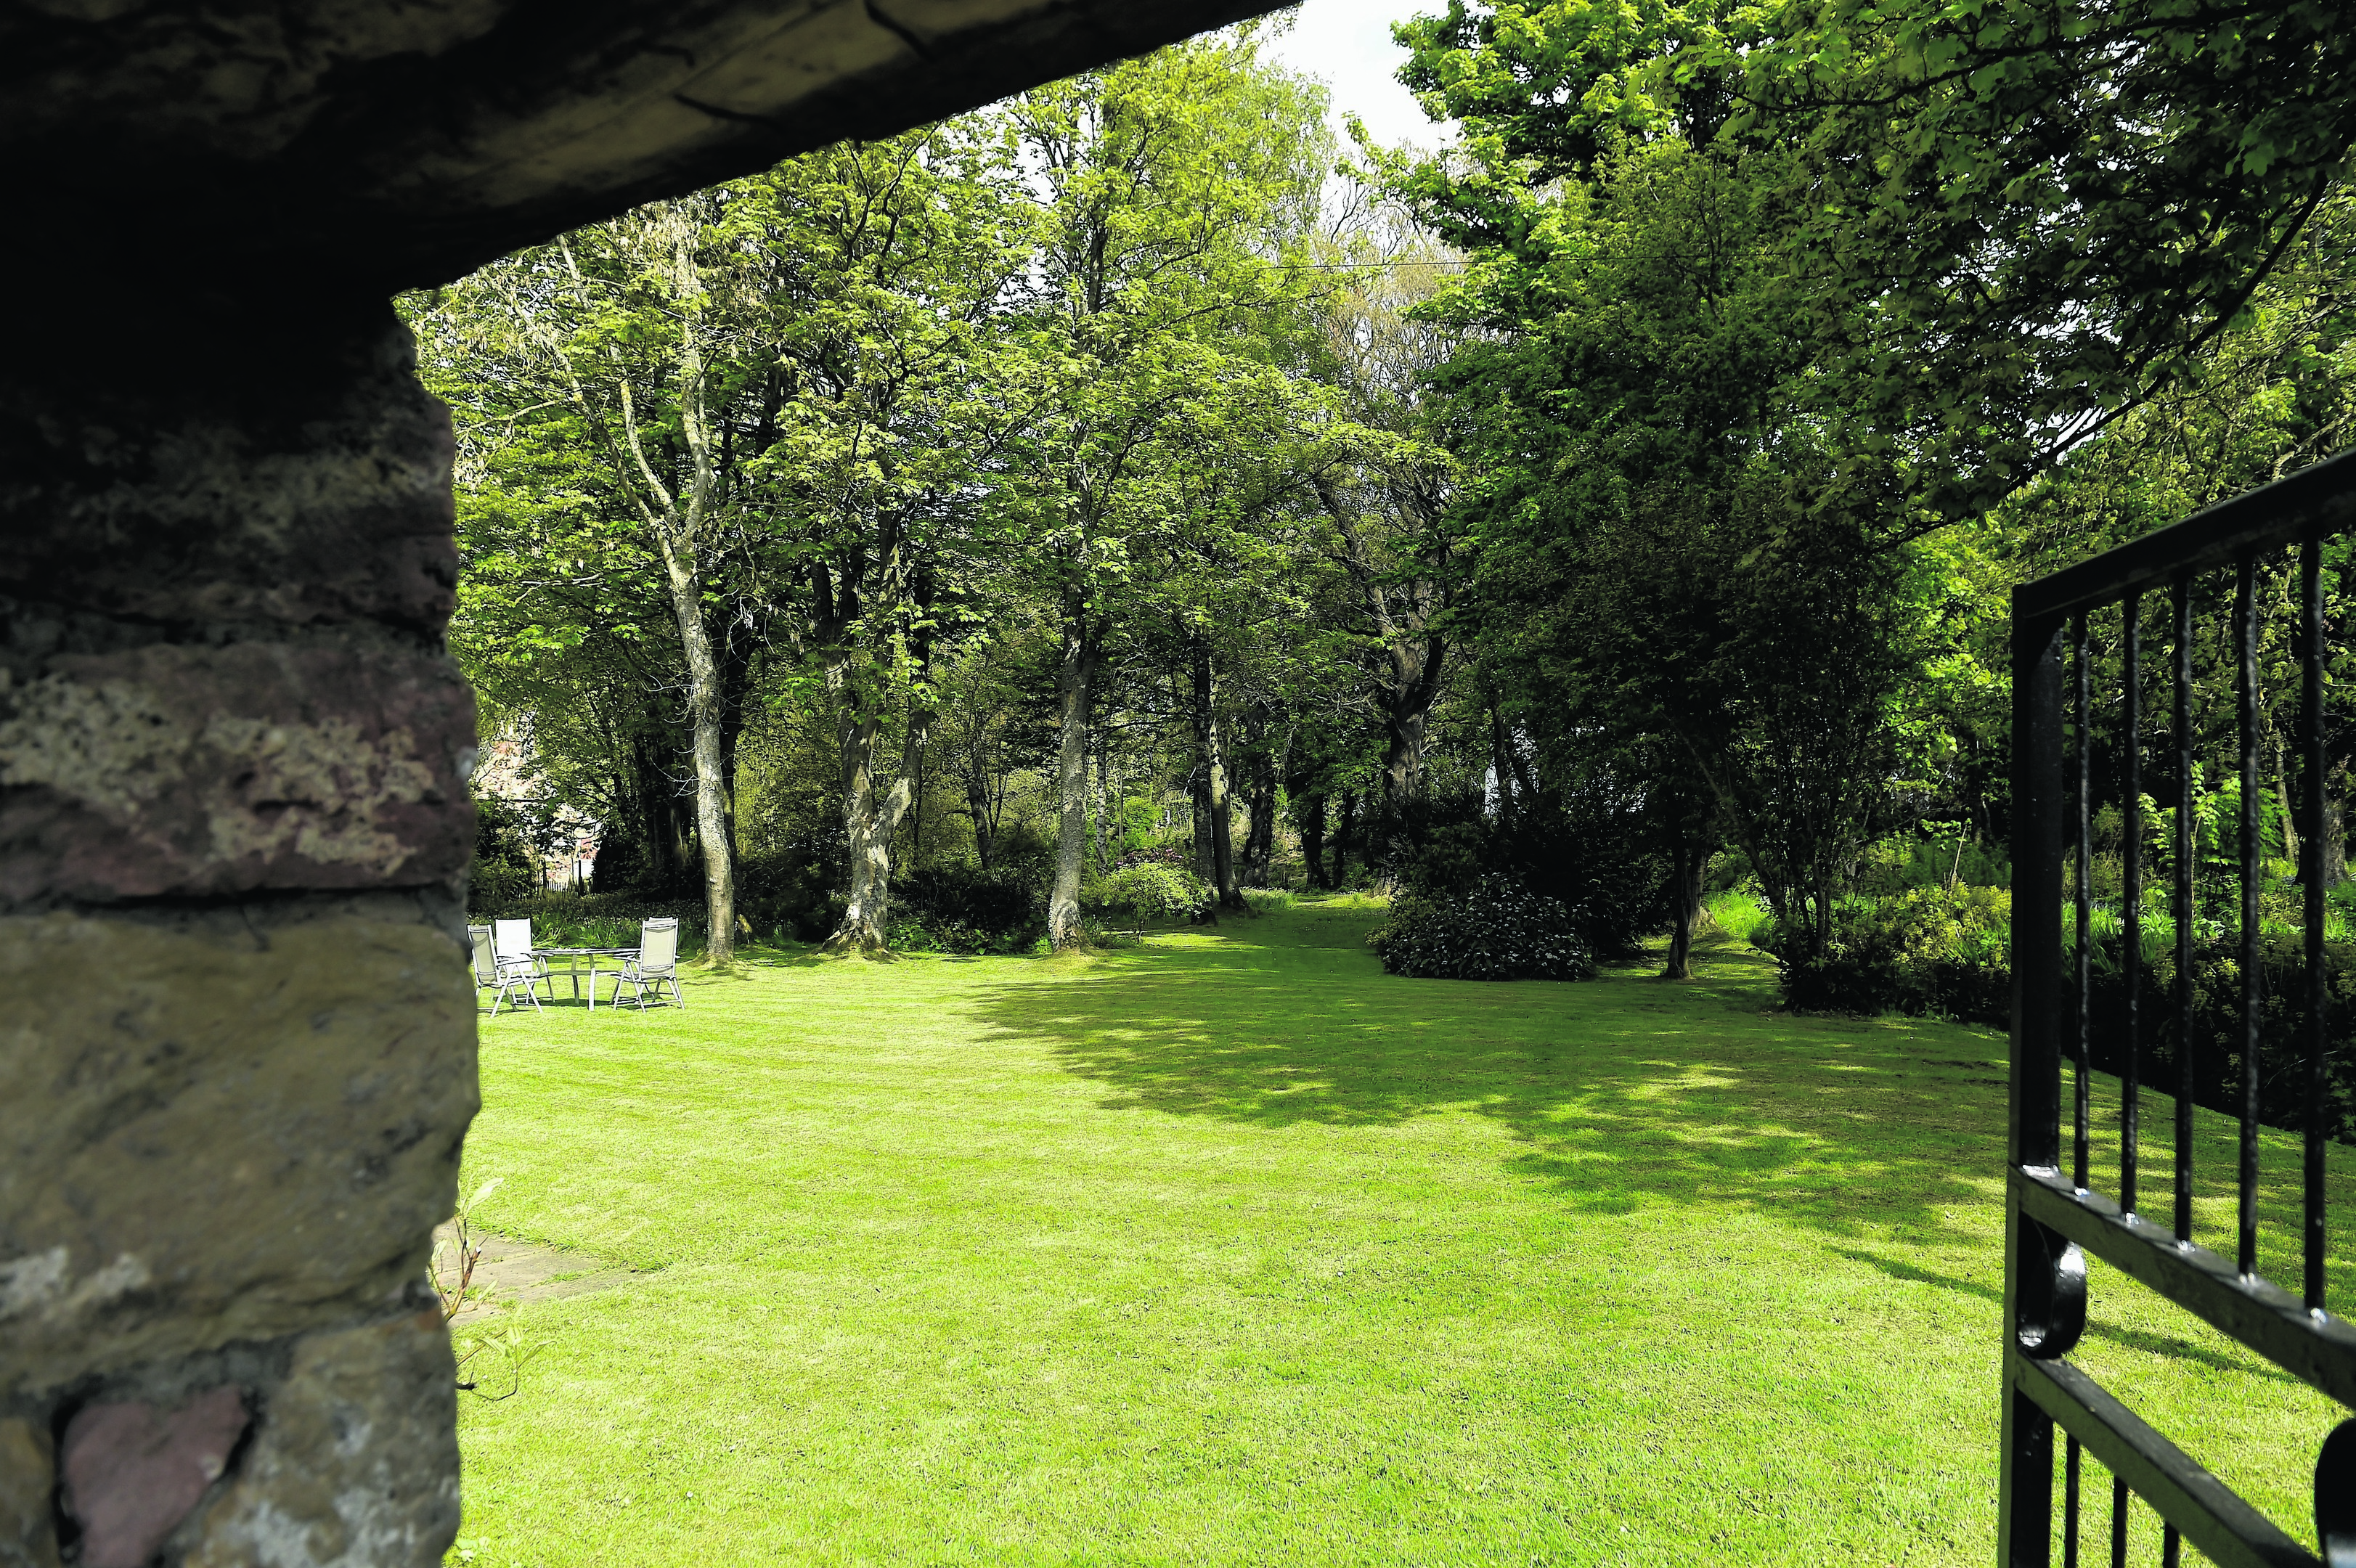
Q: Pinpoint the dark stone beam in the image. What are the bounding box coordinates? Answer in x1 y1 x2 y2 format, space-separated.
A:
3 0 1279 291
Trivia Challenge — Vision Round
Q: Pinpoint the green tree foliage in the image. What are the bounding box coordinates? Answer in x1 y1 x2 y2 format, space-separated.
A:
1000 34 1333 939
1382 0 2356 969
418 10 2356 983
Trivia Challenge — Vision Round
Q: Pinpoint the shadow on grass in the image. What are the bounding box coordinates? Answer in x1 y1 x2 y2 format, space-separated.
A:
965 917 2010 1244
964 908 2356 1298
1827 1245 2000 1304
1827 1244 2305 1383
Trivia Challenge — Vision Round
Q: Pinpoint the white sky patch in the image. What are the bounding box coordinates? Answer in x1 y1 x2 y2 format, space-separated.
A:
1259 0 1455 154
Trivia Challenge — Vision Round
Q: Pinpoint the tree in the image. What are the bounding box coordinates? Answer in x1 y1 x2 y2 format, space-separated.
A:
1303 205 1464 817
412 195 770 959
730 120 1037 951
1004 33 1329 944
1395 0 2356 518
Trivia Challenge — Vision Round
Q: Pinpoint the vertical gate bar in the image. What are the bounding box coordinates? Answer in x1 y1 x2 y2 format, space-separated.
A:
2174 577 2196 1244
2076 612 2093 1191
2163 1522 2180 1568
2236 554 2260 1280
2123 595 2143 1214
2064 1436 2082 1568
2108 1475 2126 1568
2005 608 2068 1565
2303 535 2328 1311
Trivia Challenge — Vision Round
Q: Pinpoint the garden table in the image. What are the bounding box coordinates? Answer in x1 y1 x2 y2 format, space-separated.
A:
531 947 637 1011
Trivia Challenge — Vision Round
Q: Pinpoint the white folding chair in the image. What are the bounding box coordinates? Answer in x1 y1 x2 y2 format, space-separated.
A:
488 918 549 1015
606 918 683 1012
468 925 503 1013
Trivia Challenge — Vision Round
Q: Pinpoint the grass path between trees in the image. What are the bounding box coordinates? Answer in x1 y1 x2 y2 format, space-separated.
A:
449 897 2351 1566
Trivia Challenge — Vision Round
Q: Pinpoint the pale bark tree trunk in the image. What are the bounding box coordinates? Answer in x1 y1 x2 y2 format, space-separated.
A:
1382 703 1430 804
820 552 934 953
828 691 928 953
2325 764 2348 887
1048 613 1096 948
1188 645 1242 909
1093 741 1116 875
539 213 738 960
659 224 735 965
1207 711 1240 909
966 766 997 871
656 535 737 963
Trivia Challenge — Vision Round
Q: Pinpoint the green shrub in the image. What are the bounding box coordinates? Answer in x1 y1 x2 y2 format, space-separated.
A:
1368 876 1594 981
884 915 942 953
893 865 1045 952
464 891 714 955
1375 791 1664 959
1242 887 1294 914
466 797 547 912
1092 863 1215 923
1772 886 2011 1024
2087 928 2356 1140
468 860 539 910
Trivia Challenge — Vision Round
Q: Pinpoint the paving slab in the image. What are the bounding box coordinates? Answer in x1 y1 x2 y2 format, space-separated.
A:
431 1225 640 1320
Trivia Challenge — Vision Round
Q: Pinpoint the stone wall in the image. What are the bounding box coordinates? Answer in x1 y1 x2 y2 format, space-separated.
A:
0 298 478 1567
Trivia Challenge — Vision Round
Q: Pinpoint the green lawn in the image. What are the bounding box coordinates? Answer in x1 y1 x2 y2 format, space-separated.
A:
449 899 2350 1566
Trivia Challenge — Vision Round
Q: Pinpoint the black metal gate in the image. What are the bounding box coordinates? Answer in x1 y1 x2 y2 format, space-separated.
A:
2003 449 2356 1564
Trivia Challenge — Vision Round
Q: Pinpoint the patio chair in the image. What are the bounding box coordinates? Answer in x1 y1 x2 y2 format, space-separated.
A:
487 918 550 1015
605 918 683 1012
468 925 501 1012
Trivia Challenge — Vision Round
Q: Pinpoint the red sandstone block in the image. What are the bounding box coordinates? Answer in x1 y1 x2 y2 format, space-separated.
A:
0 640 476 901
61 1386 248 1568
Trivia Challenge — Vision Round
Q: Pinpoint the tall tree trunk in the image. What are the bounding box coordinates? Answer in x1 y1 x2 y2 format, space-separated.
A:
1093 741 1117 875
966 764 995 872
1207 712 1241 909
1334 790 1358 889
2326 761 2348 887
1241 706 1274 887
1300 793 1329 889
1489 700 1517 822
1048 614 1095 947
1381 702 1428 806
1663 824 1706 981
1189 646 1242 908
1190 770 1213 879
835 701 891 951
658 535 735 963
826 683 930 954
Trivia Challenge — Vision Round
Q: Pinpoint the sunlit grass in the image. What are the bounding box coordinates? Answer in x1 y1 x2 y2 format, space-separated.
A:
447 897 2349 1565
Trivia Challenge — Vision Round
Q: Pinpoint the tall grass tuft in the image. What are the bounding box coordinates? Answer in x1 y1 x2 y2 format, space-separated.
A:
1705 887 1771 944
